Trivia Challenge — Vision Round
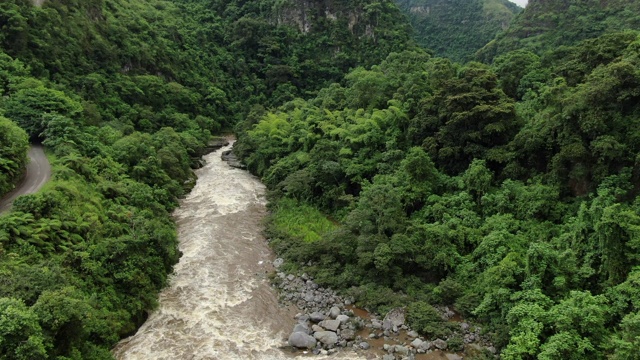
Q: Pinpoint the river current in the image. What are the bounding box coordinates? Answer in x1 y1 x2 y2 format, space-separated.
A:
112 143 366 360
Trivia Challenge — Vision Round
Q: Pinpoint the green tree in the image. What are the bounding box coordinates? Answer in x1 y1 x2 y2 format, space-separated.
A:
4 86 82 140
0 297 47 360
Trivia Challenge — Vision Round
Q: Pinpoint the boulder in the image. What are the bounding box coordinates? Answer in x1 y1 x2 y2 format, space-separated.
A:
445 355 463 360
407 330 419 338
359 342 370 350
314 331 338 345
221 149 245 169
418 341 432 351
329 306 341 319
341 329 356 341
319 319 341 331
336 314 350 324
292 323 310 334
410 338 423 348
433 338 447 350
383 355 396 360
383 308 406 331
394 345 409 356
273 258 284 268
310 311 326 323
288 332 317 349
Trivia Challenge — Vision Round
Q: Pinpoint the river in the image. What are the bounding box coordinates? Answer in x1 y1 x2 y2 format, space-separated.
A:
112 142 366 360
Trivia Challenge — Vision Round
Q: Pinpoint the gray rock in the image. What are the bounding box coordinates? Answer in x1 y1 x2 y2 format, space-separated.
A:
221 149 246 169
433 338 447 350
383 355 396 360
293 323 310 334
288 332 317 349
310 312 326 323
314 331 338 345
286 274 296 281
410 338 423 348
304 292 315 302
394 345 409 356
273 258 284 268
329 306 341 319
445 355 463 360
359 342 370 350
371 319 383 329
407 330 419 338
319 319 341 331
487 346 497 354
418 341 432 351
336 314 350 324
460 322 470 331
341 329 356 341
312 325 324 333
383 308 406 331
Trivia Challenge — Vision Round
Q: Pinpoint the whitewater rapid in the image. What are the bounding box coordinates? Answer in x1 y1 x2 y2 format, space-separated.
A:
113 142 302 360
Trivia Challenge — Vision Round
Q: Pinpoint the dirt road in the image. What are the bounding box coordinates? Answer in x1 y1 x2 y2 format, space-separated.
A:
0 145 52 213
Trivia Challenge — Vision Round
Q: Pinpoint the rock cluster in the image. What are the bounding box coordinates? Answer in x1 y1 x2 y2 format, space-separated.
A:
221 149 245 169
286 304 365 354
274 267 497 359
192 137 230 169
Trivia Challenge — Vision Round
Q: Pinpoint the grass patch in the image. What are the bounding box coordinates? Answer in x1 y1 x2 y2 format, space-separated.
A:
269 197 337 243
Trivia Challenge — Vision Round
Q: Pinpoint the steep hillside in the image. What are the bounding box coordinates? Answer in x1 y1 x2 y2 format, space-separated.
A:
478 0 640 61
395 0 521 61
180 0 415 107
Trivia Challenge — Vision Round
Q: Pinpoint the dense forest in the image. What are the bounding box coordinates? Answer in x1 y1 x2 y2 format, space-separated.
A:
1 0 640 359
235 1 640 359
394 0 521 61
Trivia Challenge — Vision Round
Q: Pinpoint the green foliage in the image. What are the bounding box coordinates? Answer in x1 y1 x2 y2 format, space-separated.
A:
235 18 640 360
0 116 29 196
478 0 640 61
395 0 521 61
267 198 337 243
0 297 47 360
406 301 451 338
3 86 82 140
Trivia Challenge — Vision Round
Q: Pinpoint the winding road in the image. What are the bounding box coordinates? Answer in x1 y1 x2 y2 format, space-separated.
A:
0 145 51 213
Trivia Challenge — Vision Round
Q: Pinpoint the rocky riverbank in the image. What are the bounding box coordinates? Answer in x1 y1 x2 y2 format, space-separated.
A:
272 264 497 359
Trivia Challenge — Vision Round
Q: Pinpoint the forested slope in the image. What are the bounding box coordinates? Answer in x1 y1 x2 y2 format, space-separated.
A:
0 0 413 358
394 0 521 61
236 28 640 360
478 0 640 61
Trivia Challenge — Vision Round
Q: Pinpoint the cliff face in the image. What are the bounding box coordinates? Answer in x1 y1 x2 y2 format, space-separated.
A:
270 0 404 40
394 0 521 61
477 0 640 61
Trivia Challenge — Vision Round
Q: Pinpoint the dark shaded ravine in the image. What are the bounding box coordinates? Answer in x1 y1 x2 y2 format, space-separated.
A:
0 145 51 214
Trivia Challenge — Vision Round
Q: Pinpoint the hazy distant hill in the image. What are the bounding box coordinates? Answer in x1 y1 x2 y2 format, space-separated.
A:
394 0 521 61
477 0 640 61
